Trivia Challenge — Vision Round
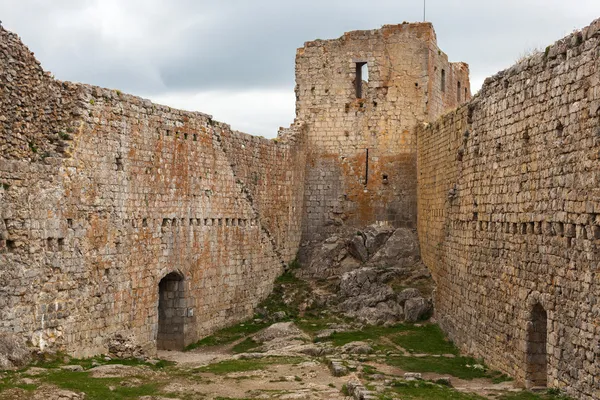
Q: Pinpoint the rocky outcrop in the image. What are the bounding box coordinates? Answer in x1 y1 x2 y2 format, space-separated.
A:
298 223 433 325
0 333 32 370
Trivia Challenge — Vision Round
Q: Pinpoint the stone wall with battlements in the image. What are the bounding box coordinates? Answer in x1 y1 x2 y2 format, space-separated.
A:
417 18 600 399
0 26 305 357
296 23 470 240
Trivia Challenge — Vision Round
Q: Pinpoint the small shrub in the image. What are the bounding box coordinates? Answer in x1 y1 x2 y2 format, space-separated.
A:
341 383 350 396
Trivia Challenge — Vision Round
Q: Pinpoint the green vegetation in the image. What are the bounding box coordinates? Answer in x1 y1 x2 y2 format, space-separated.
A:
387 356 496 381
28 141 38 153
1 183 9 190
231 337 261 354
391 324 458 355
32 354 172 371
89 99 95 105
195 357 305 375
497 390 573 400
58 131 72 140
184 319 269 351
45 370 159 400
0 372 37 393
383 380 485 400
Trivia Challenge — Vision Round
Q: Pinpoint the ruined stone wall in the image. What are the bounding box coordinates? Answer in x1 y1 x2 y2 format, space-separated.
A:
0 27 305 357
296 23 469 240
417 18 600 399
219 123 306 262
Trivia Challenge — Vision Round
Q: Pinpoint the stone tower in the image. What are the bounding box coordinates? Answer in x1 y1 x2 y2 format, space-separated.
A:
295 22 470 239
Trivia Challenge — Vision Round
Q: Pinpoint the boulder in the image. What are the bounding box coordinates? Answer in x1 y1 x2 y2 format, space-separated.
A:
369 228 420 267
347 234 368 262
253 322 309 343
404 297 431 322
107 333 146 360
0 333 31 370
341 341 373 354
397 288 421 304
363 224 395 256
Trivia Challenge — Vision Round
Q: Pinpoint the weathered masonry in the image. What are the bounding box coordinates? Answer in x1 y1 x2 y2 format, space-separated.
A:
296 23 469 240
0 26 306 357
417 18 600 399
2 16 600 400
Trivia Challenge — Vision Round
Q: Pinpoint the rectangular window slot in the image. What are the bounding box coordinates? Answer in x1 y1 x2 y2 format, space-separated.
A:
355 62 368 98
116 155 123 171
142 218 148 227
441 69 446 92
364 148 369 186
457 81 461 102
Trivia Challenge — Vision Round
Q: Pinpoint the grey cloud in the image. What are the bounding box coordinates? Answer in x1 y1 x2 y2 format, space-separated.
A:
1 1 599 96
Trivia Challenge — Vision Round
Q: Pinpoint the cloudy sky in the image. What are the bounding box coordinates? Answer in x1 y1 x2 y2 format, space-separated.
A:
1 1 599 137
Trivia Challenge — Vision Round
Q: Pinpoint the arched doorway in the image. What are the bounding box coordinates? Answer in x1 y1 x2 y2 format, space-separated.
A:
157 272 186 350
526 303 548 388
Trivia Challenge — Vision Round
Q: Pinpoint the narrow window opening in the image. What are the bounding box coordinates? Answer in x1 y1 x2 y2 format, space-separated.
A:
6 240 15 250
364 148 369 186
67 219 73 228
457 81 461 102
58 238 65 250
355 62 368 98
142 218 148 227
382 174 389 184
464 87 468 101
116 155 124 171
441 69 446 92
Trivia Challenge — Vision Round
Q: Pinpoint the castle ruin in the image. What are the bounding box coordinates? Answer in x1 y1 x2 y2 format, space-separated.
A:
1 17 600 399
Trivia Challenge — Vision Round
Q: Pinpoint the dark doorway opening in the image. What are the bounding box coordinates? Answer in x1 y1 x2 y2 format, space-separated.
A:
526 303 548 388
157 272 186 350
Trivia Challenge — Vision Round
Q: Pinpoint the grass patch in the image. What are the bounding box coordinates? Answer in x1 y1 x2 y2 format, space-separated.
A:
33 354 173 371
185 319 269 351
195 357 305 375
386 356 491 380
498 390 573 400
391 324 459 355
44 370 160 400
258 270 310 319
0 373 37 393
316 323 412 346
387 380 486 399
232 338 262 354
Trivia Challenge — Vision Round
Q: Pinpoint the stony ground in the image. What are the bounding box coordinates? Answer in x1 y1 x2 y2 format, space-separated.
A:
0 269 573 400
